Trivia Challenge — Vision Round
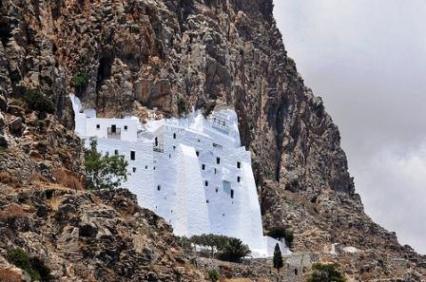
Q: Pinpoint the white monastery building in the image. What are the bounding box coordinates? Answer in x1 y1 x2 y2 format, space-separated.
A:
70 95 288 257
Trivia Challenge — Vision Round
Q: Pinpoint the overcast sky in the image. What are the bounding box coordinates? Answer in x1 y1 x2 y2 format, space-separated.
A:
273 0 426 254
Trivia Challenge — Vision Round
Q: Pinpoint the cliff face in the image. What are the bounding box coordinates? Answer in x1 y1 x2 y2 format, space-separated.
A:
0 0 425 280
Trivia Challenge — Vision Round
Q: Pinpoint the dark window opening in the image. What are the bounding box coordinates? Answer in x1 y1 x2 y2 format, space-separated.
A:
155 137 158 147
237 161 241 168
111 124 117 133
237 176 241 183
214 168 217 174
169 154 171 158
231 189 234 199
205 181 208 187
96 124 100 129
114 149 119 155
202 164 206 170
173 146 176 150
132 167 136 173
153 166 156 170
130 151 136 160
196 151 200 157
145 165 148 169
157 185 161 191
294 269 298 276
124 125 128 130
173 133 176 139
206 200 209 203
216 157 220 164
215 188 218 193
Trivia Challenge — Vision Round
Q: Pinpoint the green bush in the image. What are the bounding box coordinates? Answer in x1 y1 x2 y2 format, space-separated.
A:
177 97 188 116
24 89 55 114
307 263 346 282
207 269 220 282
7 248 52 281
217 238 251 263
84 139 128 190
72 71 89 94
267 227 294 248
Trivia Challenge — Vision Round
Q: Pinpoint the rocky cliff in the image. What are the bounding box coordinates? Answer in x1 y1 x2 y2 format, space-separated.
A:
0 0 425 280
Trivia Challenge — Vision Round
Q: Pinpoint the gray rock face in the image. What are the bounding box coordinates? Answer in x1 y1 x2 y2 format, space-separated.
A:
0 0 425 279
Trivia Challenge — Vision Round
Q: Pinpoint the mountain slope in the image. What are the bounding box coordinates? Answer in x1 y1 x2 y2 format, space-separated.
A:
0 0 425 280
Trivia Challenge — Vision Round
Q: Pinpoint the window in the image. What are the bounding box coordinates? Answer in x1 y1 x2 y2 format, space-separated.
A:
145 165 148 169
173 145 176 150
130 151 135 160
214 168 217 174
173 133 176 139
231 189 234 199
155 137 158 147
111 124 117 133
114 149 119 155
196 151 200 157
215 188 218 193
157 185 161 191
237 176 241 183
216 157 220 164
124 125 128 131
202 164 206 170
96 124 100 129
153 166 156 170
132 167 136 173
237 161 241 168
169 154 171 158
205 181 208 187
206 200 209 203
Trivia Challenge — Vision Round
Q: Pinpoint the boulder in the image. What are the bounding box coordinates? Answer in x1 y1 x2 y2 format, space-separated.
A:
9 117 24 135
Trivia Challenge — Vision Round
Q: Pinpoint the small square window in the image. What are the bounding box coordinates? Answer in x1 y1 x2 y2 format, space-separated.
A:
114 149 119 155
173 146 176 150
216 157 220 164
132 167 136 173
96 124 100 129
124 125 128 131
202 164 206 170
215 188 218 193
237 161 241 168
196 151 200 157
130 151 136 160
153 166 156 170
157 185 161 191
237 176 241 183
145 165 148 169
206 200 209 203
205 181 208 187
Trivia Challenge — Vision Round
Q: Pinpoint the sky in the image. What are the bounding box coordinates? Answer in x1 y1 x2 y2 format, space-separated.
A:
273 0 426 254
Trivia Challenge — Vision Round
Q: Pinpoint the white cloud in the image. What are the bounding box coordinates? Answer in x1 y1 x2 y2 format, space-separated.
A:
274 0 426 254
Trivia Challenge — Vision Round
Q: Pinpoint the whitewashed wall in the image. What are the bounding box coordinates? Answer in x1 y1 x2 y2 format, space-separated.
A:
70 95 289 257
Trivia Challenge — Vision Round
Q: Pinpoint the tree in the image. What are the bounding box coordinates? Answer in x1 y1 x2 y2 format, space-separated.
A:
273 243 284 273
72 71 89 95
217 238 251 263
307 263 346 282
190 234 229 257
84 139 128 190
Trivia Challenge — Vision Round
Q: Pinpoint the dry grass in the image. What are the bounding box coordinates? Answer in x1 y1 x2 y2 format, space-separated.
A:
47 191 62 211
0 204 29 221
0 267 22 282
53 169 84 191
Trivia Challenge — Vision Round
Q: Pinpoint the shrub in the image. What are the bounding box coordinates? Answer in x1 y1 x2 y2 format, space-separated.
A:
307 263 346 282
72 71 89 94
176 236 193 252
84 139 128 190
190 234 229 257
217 238 251 263
177 97 188 116
273 243 284 273
267 227 294 248
207 269 220 282
23 89 55 114
6 248 52 281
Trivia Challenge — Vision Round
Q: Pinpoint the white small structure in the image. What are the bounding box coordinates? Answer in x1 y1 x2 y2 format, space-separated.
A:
71 95 289 257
